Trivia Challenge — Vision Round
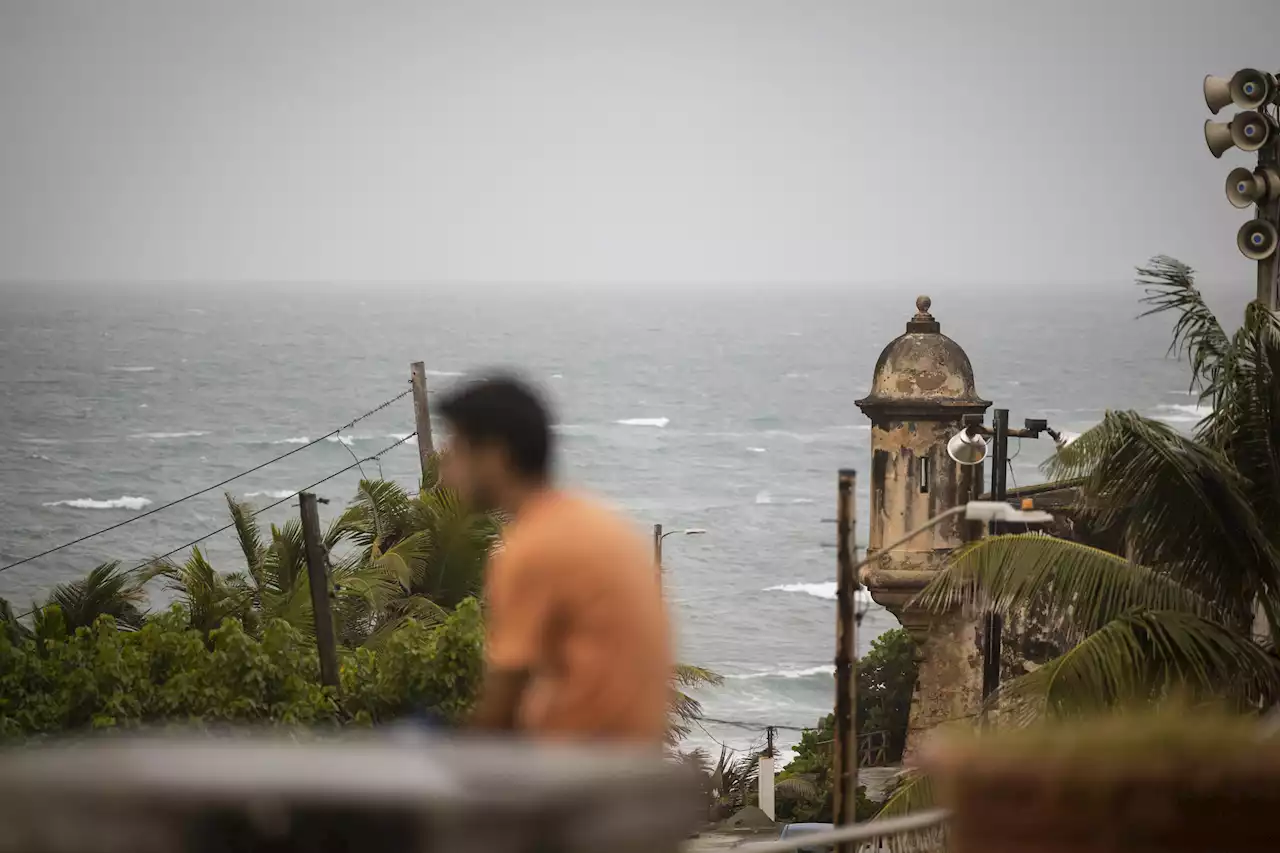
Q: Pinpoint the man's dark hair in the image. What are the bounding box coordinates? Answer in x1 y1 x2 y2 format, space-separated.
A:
436 374 554 480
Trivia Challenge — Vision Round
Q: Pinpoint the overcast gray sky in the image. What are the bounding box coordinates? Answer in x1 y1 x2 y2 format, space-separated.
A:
1 0 1278 287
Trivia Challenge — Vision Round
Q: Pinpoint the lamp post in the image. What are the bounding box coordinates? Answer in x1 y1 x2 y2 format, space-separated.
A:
947 409 1073 701
653 524 706 574
831 500 1054 848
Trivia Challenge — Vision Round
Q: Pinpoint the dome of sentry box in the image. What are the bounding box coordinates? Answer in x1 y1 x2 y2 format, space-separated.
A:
856 296 990 416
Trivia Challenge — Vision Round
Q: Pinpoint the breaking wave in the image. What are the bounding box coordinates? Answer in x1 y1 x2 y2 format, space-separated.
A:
130 431 209 440
726 665 833 681
43 496 153 511
1152 403 1209 424
765 582 873 603
244 490 295 500
616 417 670 428
755 491 815 505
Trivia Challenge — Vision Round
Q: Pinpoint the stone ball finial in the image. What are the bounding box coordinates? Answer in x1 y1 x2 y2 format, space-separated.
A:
915 295 932 316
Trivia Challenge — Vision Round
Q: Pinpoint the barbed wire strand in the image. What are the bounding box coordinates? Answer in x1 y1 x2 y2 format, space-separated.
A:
11 432 418 621
0 387 413 576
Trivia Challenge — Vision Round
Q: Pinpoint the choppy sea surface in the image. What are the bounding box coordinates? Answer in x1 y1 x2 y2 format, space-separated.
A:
0 281 1202 759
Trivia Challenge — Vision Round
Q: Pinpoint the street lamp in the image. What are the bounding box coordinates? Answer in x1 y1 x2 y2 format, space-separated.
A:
946 408 1067 702
653 524 706 571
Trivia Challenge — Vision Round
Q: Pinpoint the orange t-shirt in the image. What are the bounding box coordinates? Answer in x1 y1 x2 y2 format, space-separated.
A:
483 490 674 744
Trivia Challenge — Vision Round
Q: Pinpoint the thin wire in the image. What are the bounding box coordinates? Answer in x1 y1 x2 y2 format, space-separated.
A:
12 433 417 621
695 719 754 754
0 387 412 576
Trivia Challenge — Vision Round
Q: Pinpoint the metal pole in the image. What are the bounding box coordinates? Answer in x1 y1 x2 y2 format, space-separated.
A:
1257 144 1280 311
300 492 340 691
653 523 663 572
409 362 436 487
982 409 1009 701
833 468 858 846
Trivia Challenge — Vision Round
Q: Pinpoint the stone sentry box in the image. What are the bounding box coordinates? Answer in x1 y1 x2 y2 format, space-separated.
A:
855 296 991 760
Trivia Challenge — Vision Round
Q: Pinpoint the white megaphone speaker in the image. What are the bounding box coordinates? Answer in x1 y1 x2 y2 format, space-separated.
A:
1226 167 1280 209
1204 75 1235 114
1231 110 1274 152
1238 219 1279 261
946 429 988 466
1230 68 1277 111
1205 120 1236 158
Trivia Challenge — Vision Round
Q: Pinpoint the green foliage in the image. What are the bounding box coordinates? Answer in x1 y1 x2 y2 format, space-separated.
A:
0 600 484 740
772 628 918 822
857 628 917 760
0 474 713 741
916 257 1280 725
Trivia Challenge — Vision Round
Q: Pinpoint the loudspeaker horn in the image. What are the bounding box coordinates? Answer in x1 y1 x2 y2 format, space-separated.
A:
1226 167 1280 209
1204 75 1234 114
1205 119 1236 158
1231 110 1274 152
946 430 987 466
1237 219 1279 261
1230 68 1277 110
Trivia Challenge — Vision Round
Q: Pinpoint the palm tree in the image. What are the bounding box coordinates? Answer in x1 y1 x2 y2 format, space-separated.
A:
332 477 501 643
39 561 147 632
915 255 1280 725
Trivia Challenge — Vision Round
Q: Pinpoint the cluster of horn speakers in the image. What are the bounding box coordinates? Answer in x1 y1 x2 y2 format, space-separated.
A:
1205 68 1280 261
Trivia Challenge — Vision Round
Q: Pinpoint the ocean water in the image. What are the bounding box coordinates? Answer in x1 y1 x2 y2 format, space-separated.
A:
0 280 1199 758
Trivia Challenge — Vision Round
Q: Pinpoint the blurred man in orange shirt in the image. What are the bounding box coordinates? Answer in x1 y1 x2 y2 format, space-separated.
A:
437 374 673 745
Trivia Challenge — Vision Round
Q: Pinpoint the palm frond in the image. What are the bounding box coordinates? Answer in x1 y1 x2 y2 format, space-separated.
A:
775 775 820 801
1044 410 1278 613
675 663 725 688
143 548 253 635
873 771 936 819
46 561 148 631
997 609 1280 725
916 533 1220 638
1136 255 1228 400
225 492 266 581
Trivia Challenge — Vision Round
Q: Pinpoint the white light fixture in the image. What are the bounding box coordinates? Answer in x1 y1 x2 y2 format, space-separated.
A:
962 501 1053 525
946 429 988 466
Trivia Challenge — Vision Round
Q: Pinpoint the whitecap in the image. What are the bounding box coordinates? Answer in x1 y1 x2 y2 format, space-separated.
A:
755 491 812 505
425 370 464 378
273 437 312 445
550 373 564 380
746 447 767 453
244 490 295 500
326 435 356 446
109 366 156 373
726 665 833 681
764 582 873 603
44 496 152 511
130 431 209 440
616 417 669 428
1152 403 1209 424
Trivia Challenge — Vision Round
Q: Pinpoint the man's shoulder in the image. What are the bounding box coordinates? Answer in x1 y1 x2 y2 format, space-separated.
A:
515 491 644 551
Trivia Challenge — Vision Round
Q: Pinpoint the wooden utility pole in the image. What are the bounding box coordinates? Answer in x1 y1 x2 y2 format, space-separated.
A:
300 492 340 691
409 362 436 486
653 523 663 571
832 468 859 846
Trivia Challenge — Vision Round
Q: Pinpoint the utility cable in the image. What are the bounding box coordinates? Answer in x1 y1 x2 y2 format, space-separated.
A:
0 387 412 576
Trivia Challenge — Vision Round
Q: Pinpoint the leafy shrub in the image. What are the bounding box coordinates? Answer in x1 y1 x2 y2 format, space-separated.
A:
0 599 484 741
